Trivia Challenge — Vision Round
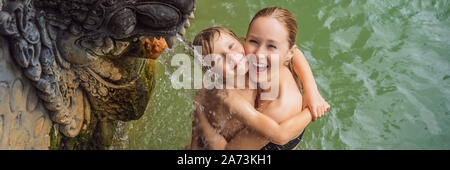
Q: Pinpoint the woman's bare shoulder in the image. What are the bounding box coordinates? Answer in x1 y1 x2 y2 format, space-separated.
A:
261 67 302 121
279 67 302 96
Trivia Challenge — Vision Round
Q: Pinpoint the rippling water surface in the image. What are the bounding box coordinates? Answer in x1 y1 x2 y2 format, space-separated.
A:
119 0 450 149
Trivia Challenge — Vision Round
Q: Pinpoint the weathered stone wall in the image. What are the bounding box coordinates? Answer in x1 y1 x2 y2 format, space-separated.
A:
0 36 52 150
0 0 196 150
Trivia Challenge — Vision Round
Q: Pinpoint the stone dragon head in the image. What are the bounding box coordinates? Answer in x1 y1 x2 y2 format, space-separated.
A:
0 0 196 138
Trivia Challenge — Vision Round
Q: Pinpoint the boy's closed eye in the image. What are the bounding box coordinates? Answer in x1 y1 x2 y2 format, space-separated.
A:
268 44 277 49
229 43 234 49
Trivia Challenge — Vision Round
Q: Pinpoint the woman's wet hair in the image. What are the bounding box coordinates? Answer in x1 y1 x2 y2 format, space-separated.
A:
249 7 298 48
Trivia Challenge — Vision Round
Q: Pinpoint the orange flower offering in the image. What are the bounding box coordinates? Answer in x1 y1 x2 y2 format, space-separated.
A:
143 37 168 60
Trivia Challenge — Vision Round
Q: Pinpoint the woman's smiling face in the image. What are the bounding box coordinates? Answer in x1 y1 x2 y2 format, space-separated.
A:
244 16 293 84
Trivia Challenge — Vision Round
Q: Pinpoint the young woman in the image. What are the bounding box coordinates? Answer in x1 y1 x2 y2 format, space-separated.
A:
190 7 330 150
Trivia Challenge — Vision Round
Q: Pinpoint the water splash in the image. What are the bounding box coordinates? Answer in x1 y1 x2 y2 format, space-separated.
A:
113 33 197 150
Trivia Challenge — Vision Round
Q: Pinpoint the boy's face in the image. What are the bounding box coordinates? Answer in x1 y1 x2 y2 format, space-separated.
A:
210 33 248 80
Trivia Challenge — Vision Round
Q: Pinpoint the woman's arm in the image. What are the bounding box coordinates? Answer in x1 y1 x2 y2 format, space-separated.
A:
292 47 330 121
225 108 312 149
222 93 312 145
197 99 312 150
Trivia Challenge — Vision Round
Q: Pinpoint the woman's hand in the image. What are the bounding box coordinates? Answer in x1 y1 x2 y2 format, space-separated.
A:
303 90 330 121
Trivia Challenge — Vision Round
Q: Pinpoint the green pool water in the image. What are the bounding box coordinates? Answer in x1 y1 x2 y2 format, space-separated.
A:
118 0 450 150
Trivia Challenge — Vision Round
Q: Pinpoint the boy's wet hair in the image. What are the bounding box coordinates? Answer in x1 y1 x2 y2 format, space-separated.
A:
193 26 241 71
193 26 241 56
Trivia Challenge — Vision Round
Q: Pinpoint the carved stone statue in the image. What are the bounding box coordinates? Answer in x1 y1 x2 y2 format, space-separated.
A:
0 0 196 149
